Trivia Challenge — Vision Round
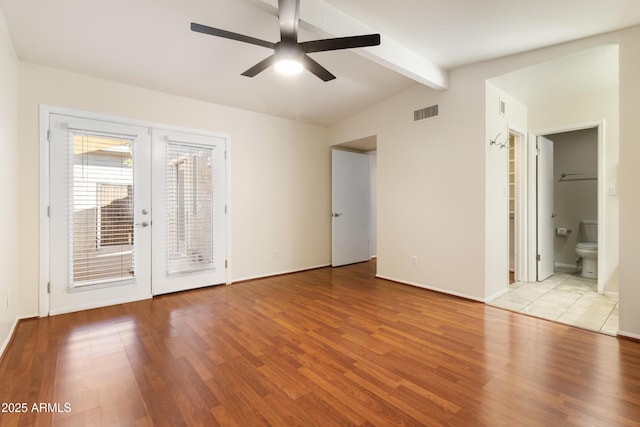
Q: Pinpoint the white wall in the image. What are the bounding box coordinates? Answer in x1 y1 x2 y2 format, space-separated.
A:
0 6 20 354
485 84 528 299
18 63 331 316
331 25 640 337
617 26 640 337
333 79 487 300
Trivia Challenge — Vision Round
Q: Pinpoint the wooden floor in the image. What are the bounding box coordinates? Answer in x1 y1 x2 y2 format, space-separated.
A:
2 261 640 426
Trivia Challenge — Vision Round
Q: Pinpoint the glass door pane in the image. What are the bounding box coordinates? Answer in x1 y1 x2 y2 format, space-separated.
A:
166 143 215 275
71 133 135 287
152 130 227 295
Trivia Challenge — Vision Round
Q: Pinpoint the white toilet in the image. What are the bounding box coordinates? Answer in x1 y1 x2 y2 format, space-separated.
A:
575 220 597 279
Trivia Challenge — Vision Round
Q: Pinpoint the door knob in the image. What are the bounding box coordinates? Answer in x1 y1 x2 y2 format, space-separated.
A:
135 221 149 227
332 213 342 218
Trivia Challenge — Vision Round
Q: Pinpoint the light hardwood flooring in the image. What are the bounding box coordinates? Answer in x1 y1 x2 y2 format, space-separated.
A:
1 261 639 426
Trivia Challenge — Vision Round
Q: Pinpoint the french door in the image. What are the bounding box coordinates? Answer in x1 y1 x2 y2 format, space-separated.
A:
48 113 227 315
151 130 227 295
49 114 152 314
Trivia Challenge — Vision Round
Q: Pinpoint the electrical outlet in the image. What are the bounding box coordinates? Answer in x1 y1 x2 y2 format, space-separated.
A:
411 256 417 266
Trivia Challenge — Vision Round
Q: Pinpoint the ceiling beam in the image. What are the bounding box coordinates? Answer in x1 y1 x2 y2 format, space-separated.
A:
252 0 448 90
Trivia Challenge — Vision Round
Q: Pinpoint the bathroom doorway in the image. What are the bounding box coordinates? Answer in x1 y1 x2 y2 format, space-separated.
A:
532 123 605 291
544 127 598 275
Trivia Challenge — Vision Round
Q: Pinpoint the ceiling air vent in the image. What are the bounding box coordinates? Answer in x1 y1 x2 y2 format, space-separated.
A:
414 104 439 122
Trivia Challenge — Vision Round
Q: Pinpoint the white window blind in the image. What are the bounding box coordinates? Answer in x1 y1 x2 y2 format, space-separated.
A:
166 143 215 275
70 132 135 286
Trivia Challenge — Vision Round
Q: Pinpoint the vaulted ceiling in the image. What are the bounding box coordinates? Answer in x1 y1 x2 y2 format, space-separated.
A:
2 0 639 126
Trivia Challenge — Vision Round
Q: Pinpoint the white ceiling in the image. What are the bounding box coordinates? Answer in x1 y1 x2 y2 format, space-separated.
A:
2 0 639 126
489 44 619 109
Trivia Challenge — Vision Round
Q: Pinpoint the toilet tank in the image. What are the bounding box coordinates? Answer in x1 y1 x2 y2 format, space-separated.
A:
580 220 598 243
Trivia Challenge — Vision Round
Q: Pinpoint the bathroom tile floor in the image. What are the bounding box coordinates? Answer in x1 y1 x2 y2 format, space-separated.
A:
489 268 619 336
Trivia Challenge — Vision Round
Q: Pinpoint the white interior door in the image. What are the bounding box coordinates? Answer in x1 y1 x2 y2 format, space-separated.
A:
332 149 369 267
49 114 152 315
151 130 227 295
537 135 555 281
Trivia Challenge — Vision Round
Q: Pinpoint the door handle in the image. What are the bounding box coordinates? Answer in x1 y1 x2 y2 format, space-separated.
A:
332 213 342 218
135 221 150 227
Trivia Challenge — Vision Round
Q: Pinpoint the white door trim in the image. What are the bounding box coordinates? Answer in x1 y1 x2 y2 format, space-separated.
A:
39 107 51 317
508 126 528 283
39 105 231 317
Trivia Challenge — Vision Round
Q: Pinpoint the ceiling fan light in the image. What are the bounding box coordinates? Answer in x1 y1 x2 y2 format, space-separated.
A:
274 59 303 76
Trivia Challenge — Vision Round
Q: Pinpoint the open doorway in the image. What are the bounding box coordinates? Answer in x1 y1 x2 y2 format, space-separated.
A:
532 123 604 291
487 45 619 334
544 128 599 277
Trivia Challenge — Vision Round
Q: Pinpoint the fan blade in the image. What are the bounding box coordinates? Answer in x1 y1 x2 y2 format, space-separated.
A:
278 0 300 42
191 22 275 49
301 34 381 53
241 55 277 77
301 54 336 82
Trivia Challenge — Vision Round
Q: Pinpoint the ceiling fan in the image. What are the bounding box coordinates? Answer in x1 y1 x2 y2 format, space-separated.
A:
191 0 381 81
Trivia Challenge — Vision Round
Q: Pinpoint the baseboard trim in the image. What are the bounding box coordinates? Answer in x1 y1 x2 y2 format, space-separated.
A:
232 264 331 284
375 274 484 303
0 318 20 363
49 294 152 316
485 288 510 303
555 262 578 270
617 330 640 341
0 314 38 364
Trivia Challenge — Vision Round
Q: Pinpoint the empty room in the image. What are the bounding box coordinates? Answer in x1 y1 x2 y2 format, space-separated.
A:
2 0 640 425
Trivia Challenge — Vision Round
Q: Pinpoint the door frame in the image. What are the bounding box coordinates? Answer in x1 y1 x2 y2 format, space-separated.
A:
525 120 605 291
39 105 232 316
508 127 528 283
